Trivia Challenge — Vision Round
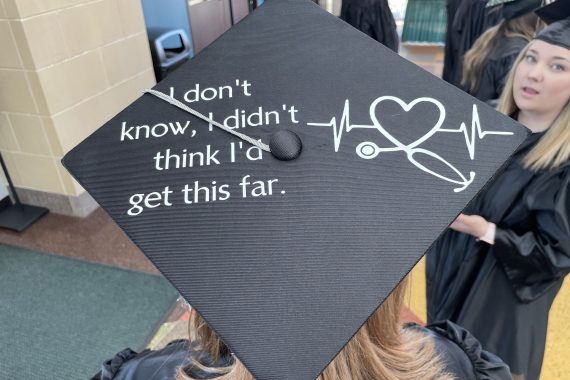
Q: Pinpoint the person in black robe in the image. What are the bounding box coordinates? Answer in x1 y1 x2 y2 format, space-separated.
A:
340 0 399 52
466 36 528 103
442 0 464 84
92 322 512 380
427 5 570 379
461 0 542 104
442 0 502 87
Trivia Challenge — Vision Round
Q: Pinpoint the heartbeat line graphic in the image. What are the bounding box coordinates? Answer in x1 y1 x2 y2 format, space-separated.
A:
307 96 514 193
438 105 513 160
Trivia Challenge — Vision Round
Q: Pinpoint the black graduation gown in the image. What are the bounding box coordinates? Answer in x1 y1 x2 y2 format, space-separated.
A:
442 0 502 87
92 322 512 379
340 0 399 52
468 36 528 103
426 131 570 380
442 0 464 84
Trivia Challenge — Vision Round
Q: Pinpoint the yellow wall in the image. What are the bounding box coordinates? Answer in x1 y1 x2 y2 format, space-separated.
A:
0 0 155 200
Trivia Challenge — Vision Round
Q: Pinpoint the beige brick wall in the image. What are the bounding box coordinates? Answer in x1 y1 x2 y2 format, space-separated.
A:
0 0 155 208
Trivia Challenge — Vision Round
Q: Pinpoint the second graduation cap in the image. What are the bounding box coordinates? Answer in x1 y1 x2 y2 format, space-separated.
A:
536 0 570 25
63 1 529 379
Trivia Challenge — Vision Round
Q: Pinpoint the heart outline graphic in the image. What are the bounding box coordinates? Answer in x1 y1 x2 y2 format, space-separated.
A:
361 96 474 192
368 96 446 150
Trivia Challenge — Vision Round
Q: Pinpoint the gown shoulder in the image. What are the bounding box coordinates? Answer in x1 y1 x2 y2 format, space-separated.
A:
405 321 513 380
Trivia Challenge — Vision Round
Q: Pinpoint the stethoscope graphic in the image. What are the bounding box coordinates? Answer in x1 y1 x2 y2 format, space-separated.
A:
308 96 514 193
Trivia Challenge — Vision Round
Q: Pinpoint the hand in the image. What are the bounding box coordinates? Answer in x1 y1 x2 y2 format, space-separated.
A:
449 213 490 239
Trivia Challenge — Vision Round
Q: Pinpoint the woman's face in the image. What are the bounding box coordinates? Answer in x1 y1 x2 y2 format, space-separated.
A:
513 40 570 118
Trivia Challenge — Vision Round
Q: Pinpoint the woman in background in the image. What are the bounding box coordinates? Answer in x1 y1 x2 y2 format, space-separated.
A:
461 0 542 103
427 3 570 379
340 0 399 52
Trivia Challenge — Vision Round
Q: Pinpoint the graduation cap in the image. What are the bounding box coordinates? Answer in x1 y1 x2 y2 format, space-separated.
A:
62 0 529 378
486 0 543 20
536 0 570 49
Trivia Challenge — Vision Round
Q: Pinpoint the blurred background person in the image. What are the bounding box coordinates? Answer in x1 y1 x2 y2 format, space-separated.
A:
427 3 570 379
461 0 543 103
340 0 399 52
442 0 503 87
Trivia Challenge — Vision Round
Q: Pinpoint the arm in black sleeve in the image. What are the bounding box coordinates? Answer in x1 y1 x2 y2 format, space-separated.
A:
493 171 570 301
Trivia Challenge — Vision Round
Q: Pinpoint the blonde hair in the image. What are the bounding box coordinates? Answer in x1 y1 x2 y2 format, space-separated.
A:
462 13 539 93
497 44 570 171
177 277 453 380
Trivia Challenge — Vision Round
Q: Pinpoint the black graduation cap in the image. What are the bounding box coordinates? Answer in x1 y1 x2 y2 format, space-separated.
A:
62 0 528 378
486 0 543 20
536 0 570 49
536 0 570 23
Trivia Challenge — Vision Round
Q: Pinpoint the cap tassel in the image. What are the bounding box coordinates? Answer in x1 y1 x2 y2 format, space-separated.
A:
144 89 271 153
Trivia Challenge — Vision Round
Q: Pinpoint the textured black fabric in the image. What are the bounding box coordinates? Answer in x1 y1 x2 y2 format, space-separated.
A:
535 0 570 25
500 0 542 21
340 0 399 52
427 131 570 380
536 18 570 51
93 340 236 380
269 130 303 161
443 0 464 84
95 340 191 380
467 36 528 103
406 321 513 380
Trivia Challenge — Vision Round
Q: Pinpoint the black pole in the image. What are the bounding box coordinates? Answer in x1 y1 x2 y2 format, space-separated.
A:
0 152 22 205
229 0 235 25
0 152 49 232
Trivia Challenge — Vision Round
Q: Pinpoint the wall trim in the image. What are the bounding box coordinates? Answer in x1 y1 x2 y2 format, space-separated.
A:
15 188 99 218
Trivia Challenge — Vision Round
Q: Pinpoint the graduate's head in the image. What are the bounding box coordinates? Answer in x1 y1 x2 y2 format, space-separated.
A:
498 8 570 170
511 40 570 121
177 276 452 380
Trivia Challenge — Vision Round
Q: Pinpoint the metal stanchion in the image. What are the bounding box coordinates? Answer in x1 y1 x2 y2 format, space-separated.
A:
0 153 48 232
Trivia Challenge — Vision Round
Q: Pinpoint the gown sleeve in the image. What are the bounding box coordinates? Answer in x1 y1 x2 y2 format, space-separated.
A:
405 321 512 380
493 167 570 302
92 340 191 380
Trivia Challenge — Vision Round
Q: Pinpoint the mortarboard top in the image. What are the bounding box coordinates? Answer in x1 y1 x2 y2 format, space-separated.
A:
535 0 570 50
536 0 570 23
486 0 517 6
62 0 529 379
486 0 543 20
